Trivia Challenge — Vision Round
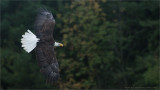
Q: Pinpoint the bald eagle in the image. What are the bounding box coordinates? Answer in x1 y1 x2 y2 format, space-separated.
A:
21 8 63 84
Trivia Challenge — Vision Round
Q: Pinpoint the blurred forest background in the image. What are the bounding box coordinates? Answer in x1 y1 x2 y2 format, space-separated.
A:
1 0 159 89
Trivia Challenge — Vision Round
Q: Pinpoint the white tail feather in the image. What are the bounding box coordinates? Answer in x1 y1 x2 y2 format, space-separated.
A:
21 29 39 53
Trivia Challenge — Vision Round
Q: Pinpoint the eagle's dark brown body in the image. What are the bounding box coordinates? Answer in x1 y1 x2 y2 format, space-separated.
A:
34 8 59 84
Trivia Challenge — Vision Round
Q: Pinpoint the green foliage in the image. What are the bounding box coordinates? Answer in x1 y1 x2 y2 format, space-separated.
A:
56 0 159 89
1 0 159 89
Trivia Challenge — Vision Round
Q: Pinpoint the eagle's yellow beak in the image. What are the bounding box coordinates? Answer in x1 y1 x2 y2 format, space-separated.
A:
59 44 63 47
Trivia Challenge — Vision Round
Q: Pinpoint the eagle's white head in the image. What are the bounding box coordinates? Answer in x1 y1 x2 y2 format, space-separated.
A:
54 42 63 47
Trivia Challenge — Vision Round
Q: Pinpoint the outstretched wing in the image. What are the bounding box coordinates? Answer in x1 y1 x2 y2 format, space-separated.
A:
34 8 59 84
